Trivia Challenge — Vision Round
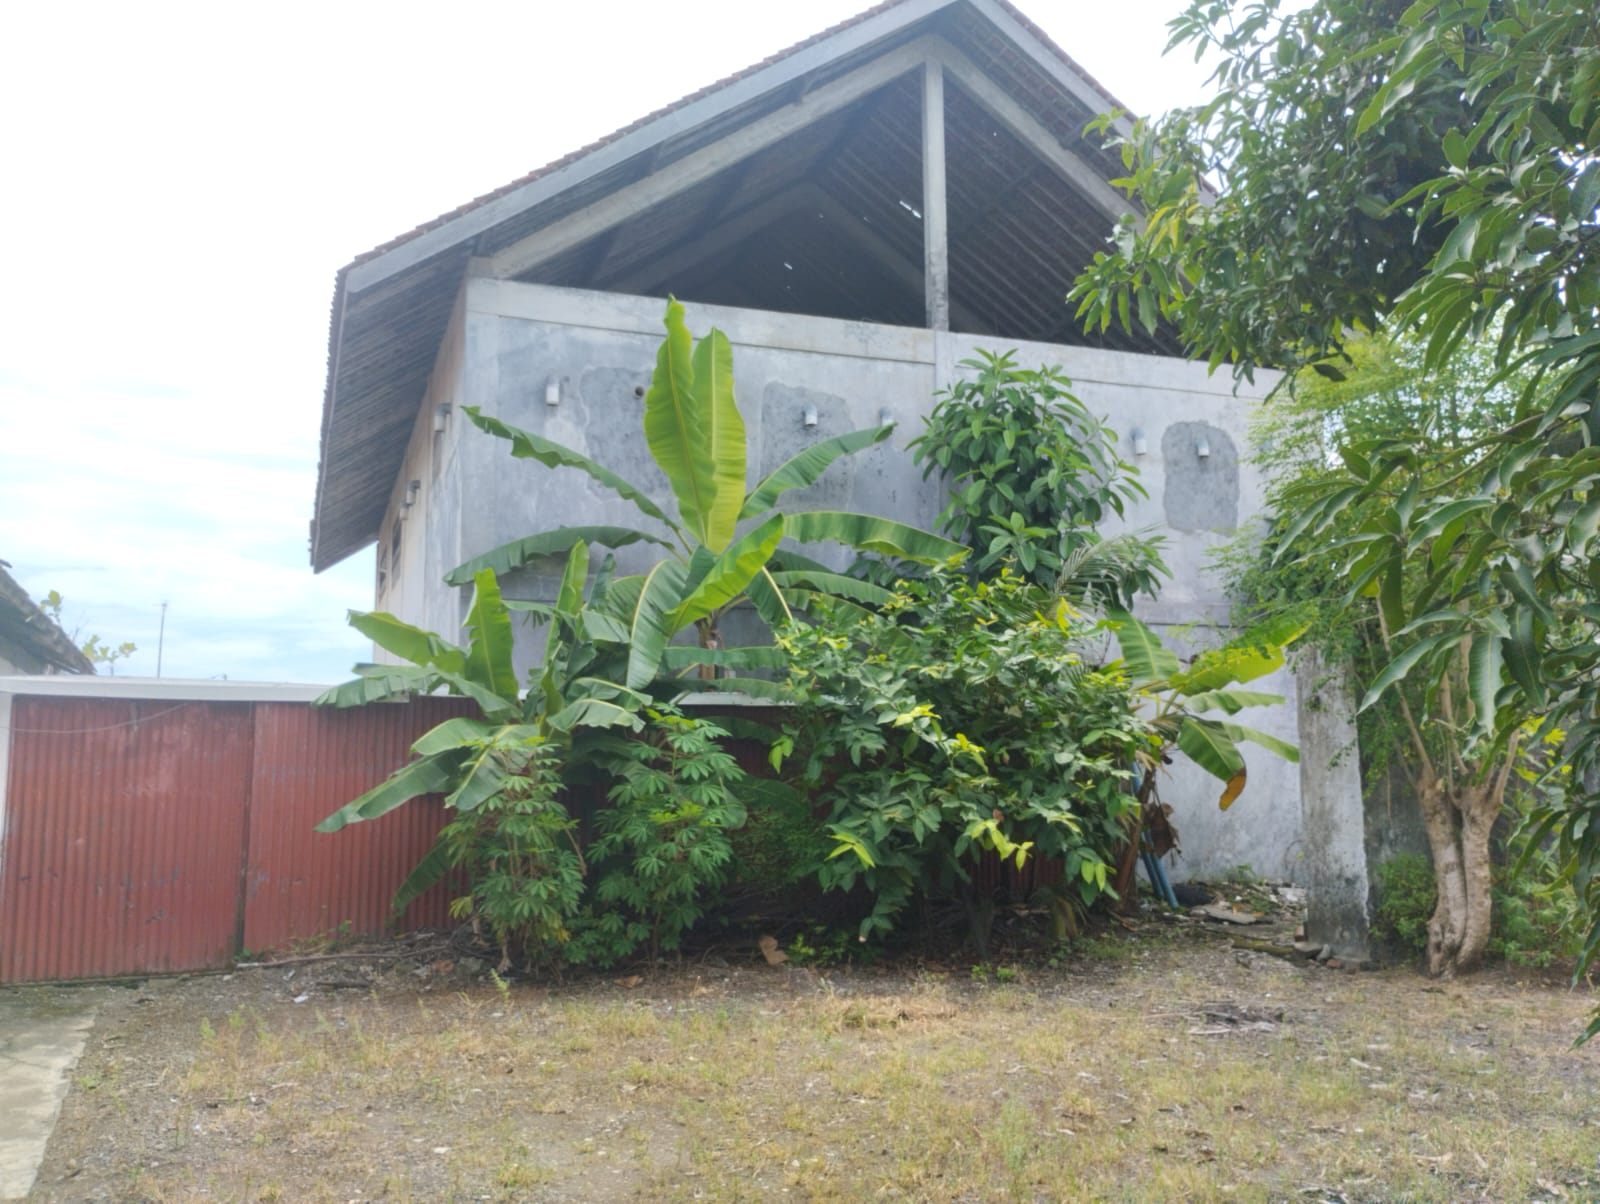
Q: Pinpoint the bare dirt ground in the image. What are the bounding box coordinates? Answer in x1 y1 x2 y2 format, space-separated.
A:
16 892 1600 1203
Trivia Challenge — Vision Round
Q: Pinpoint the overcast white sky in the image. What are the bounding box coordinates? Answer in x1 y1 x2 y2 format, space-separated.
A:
0 0 1216 684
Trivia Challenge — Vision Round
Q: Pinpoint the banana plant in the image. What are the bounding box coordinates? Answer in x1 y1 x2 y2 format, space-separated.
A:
445 298 966 691
315 549 645 842
1106 609 1304 809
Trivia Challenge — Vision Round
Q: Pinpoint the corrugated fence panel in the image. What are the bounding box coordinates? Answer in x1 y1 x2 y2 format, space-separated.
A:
241 698 473 954
0 697 253 982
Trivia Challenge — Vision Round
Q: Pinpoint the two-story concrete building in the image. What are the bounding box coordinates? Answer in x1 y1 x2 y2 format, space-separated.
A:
307 0 1370 947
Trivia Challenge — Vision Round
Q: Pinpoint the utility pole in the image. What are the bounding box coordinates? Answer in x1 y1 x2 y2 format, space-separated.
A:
156 601 167 678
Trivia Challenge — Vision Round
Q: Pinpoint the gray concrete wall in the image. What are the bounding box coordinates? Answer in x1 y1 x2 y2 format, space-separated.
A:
379 278 1311 885
1296 650 1371 958
377 289 470 641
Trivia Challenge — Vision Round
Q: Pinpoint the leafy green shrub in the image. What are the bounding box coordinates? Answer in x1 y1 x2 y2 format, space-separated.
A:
572 707 749 965
727 778 830 895
1373 853 1437 957
778 566 1151 955
1492 806 1584 970
907 350 1165 604
436 738 587 972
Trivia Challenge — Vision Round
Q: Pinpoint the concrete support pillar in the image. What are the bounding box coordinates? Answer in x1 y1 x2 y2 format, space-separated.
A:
921 61 950 332
1296 650 1371 959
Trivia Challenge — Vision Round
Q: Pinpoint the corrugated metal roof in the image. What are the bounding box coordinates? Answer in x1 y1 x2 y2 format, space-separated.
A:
312 0 1158 571
0 566 95 675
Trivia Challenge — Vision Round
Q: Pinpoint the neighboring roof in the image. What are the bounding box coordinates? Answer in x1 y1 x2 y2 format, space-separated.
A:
311 0 1152 572
0 676 323 701
0 564 95 675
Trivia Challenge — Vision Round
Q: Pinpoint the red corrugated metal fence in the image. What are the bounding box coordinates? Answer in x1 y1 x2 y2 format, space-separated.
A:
0 693 471 983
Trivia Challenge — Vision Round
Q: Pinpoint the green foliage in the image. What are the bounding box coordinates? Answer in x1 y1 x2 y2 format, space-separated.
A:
1105 608 1302 810
1068 0 1600 1007
316 556 646 839
1494 802 1585 970
784 924 863 967
575 707 749 965
313 299 962 969
317 548 773 969
445 298 963 690
1374 853 1438 958
37 590 136 672
778 566 1152 950
437 738 586 971
907 350 1165 604
727 779 831 895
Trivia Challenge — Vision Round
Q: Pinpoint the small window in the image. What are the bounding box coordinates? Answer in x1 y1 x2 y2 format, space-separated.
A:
390 519 403 573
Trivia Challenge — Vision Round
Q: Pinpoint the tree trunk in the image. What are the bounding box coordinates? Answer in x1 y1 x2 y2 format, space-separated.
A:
1454 782 1499 974
1416 769 1500 977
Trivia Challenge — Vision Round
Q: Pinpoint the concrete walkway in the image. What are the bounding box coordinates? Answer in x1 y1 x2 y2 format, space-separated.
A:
0 995 95 1200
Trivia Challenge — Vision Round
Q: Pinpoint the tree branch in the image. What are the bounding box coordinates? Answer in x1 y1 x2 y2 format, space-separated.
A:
1377 607 1435 779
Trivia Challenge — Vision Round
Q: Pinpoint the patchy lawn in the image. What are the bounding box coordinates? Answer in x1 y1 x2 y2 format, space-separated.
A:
21 918 1600 1203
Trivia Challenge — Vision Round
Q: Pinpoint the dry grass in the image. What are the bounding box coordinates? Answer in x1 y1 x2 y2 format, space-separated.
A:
32 937 1600 1202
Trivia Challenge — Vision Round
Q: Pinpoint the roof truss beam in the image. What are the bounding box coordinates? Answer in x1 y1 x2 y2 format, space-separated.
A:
484 38 939 283
809 188 987 331
606 186 823 295
926 41 1134 226
346 0 963 294
922 61 950 331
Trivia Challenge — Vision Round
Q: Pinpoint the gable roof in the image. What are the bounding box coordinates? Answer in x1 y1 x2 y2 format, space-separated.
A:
311 0 1151 571
0 564 95 675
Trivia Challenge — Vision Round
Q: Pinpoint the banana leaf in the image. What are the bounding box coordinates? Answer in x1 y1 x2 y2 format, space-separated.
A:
740 425 894 519
548 697 648 732
315 664 438 708
390 840 454 919
626 559 693 688
689 321 747 550
462 569 519 700
743 568 795 631
1105 609 1180 683
463 407 682 538
445 525 669 586
767 569 894 607
784 510 967 563
1176 716 1246 783
349 612 467 676
667 514 786 630
315 749 465 832
410 716 503 756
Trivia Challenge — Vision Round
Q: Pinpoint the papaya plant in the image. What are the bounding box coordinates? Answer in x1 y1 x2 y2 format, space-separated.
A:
445 298 965 691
